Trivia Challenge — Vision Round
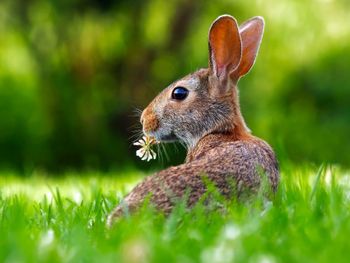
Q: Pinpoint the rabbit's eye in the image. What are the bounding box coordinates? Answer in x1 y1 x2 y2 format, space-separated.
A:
171 87 189 100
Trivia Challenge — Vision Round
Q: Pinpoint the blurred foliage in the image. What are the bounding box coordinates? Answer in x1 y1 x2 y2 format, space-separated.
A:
0 0 349 172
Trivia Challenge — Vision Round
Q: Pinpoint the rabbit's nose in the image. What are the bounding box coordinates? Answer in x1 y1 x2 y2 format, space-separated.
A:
140 107 159 132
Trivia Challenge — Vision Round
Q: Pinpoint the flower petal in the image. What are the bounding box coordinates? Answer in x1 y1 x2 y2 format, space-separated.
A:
150 149 157 159
147 152 152 161
141 152 149 161
136 148 145 158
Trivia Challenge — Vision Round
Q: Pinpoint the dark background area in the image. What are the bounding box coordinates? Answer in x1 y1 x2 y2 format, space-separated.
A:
0 0 349 173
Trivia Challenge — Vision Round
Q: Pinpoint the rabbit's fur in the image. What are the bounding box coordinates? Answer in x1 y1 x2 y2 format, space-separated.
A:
107 15 279 226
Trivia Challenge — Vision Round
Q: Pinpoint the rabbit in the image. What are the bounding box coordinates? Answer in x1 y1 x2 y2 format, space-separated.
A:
107 15 279 227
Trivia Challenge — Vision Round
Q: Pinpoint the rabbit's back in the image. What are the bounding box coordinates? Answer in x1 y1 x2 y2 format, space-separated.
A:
187 135 279 192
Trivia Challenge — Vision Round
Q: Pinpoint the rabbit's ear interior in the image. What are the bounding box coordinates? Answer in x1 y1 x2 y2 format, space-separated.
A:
231 17 264 79
208 15 242 80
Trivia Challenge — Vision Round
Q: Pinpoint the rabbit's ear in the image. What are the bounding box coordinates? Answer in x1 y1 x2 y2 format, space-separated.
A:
231 17 264 79
208 15 242 81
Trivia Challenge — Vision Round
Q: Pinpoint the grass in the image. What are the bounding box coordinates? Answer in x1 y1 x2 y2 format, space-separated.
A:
1 164 350 263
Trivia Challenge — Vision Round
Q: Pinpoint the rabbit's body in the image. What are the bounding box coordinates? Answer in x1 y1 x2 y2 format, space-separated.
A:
107 15 279 226
108 134 278 222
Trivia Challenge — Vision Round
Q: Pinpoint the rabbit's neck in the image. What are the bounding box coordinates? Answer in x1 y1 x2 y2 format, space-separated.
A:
185 130 253 163
185 89 252 162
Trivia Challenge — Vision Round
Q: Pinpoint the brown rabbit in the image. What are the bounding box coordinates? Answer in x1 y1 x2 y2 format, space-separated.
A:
107 15 279 226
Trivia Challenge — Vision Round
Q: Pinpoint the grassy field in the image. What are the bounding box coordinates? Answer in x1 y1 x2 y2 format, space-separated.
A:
1 164 350 263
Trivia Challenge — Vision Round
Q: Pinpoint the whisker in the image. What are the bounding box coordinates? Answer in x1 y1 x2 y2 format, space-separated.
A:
161 143 170 162
128 126 143 135
128 122 143 134
178 141 187 150
131 107 143 118
156 144 164 165
128 107 143 139
129 130 144 142
173 143 179 153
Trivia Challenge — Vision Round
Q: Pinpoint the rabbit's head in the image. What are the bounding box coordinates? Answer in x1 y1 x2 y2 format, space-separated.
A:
140 15 264 149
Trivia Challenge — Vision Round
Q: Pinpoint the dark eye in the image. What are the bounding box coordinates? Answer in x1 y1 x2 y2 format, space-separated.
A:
171 86 189 100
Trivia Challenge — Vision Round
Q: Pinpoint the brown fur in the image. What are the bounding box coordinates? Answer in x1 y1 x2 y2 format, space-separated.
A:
107 15 279 227
141 102 159 132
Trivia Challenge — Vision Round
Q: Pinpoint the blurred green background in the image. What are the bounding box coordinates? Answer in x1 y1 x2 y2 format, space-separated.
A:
0 0 349 173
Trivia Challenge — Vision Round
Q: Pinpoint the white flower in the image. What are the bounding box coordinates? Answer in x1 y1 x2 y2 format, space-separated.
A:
222 223 241 240
73 190 82 204
133 135 158 161
39 229 55 249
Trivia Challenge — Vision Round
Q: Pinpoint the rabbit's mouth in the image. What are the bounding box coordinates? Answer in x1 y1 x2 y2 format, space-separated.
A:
150 130 177 143
159 132 177 142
